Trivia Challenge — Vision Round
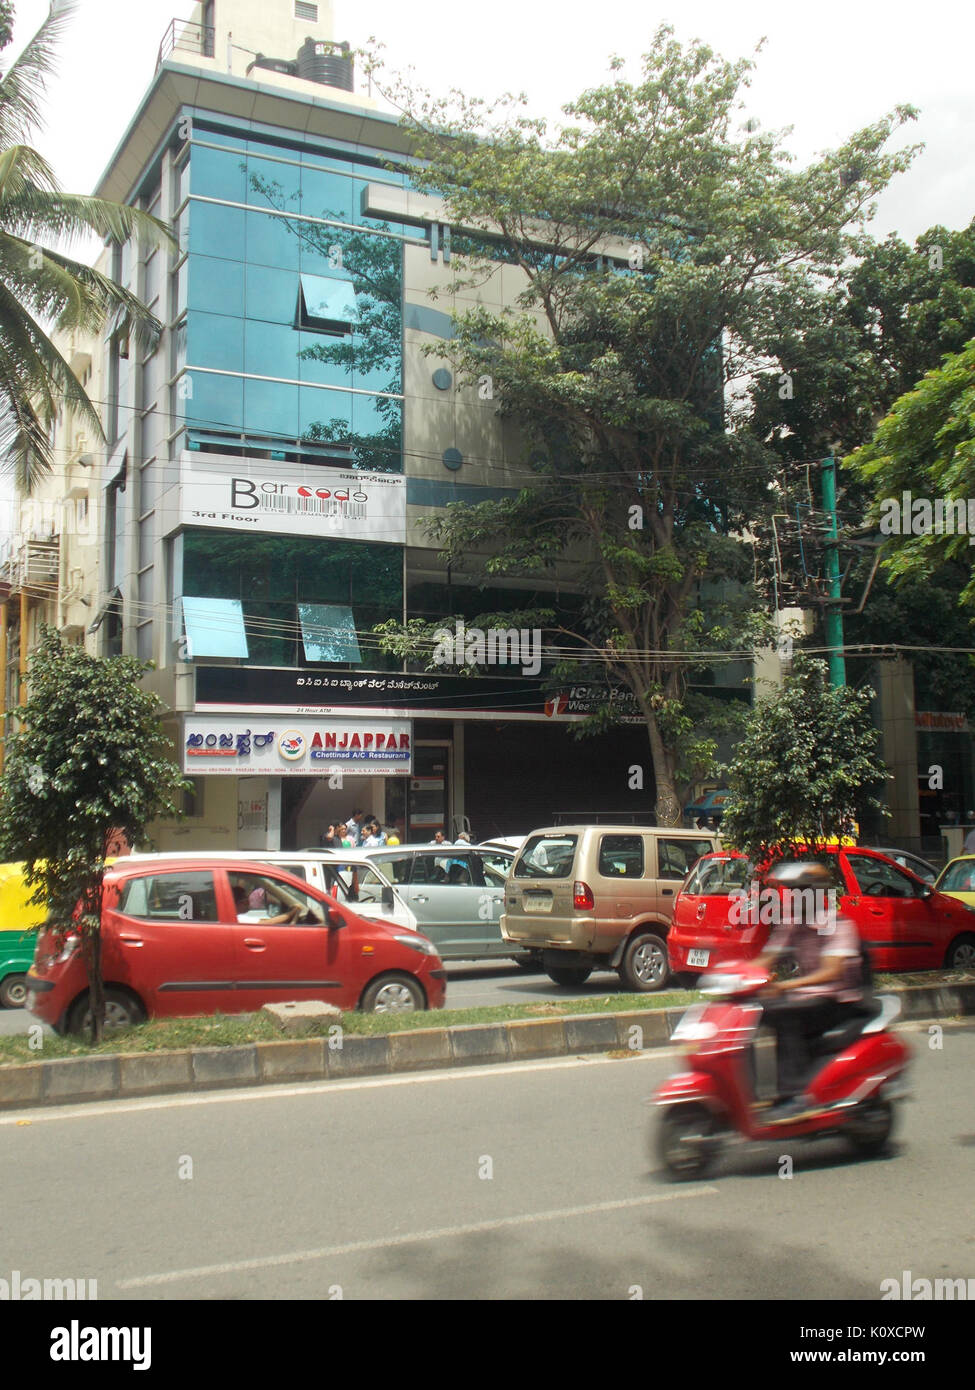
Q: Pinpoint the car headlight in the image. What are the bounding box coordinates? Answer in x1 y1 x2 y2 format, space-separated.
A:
57 933 81 963
393 934 438 956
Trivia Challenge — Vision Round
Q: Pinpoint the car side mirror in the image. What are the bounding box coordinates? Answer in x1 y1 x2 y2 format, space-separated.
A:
919 884 933 899
326 907 346 929
381 886 394 910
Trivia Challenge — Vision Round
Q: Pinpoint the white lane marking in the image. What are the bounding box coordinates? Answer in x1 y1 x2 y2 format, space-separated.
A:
117 1186 718 1289
0 1049 668 1126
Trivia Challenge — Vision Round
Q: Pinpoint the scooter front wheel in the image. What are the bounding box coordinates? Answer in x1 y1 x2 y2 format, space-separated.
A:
656 1103 719 1180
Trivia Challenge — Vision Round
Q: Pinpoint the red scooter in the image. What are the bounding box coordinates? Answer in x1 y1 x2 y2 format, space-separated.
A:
653 959 911 1179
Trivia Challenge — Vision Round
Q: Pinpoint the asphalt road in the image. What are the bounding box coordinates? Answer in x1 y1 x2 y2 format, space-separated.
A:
2 1018 973 1300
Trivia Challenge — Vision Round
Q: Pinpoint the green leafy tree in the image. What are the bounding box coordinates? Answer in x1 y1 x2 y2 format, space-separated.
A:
719 658 889 861
363 25 918 822
0 1 171 491
845 339 975 606
751 220 975 465
0 630 189 1041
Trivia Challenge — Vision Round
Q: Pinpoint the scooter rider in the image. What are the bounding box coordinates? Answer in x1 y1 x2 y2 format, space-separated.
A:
755 860 868 1119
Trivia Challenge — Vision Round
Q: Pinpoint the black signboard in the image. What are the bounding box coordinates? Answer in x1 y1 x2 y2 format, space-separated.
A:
194 666 642 722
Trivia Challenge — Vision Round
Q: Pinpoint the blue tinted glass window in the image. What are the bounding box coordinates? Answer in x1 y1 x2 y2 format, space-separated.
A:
189 201 246 261
245 154 301 210
245 209 300 270
244 263 297 324
298 332 353 388
245 321 303 380
244 376 299 439
298 604 362 663
186 311 244 373
299 385 352 443
300 166 354 224
187 255 244 316
182 597 249 658
186 370 243 433
299 272 358 328
191 144 247 203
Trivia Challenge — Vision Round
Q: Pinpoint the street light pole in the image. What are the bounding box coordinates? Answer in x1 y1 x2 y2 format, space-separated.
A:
821 456 846 688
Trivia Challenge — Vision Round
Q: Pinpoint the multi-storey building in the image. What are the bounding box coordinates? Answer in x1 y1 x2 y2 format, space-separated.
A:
4 1 952 852
1 0 667 850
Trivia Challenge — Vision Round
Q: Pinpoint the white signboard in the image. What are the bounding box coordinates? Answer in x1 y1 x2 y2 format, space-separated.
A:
183 715 413 777
178 451 406 545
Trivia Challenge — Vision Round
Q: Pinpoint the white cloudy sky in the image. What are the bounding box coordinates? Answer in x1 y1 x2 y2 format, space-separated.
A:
7 0 974 242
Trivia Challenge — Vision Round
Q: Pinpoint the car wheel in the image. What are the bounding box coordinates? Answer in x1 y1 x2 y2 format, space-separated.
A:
945 933 975 971
0 974 28 1009
656 1103 718 1180
846 1097 895 1156
361 973 425 1013
66 988 145 1036
619 932 670 992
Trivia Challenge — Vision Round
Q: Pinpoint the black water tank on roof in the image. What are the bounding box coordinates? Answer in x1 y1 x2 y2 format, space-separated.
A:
296 37 354 91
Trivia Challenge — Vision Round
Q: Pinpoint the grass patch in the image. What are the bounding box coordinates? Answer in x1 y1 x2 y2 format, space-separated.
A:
0 987 699 1065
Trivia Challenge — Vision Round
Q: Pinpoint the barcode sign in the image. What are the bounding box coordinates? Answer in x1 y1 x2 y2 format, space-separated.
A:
259 495 367 520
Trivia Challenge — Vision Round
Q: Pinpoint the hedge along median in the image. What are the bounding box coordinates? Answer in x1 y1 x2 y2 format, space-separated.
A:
1 975 973 1111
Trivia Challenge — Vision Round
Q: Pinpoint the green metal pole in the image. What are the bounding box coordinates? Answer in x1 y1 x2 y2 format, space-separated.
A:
821 456 846 688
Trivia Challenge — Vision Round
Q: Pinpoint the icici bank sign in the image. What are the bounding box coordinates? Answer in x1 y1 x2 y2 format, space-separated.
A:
183 715 413 777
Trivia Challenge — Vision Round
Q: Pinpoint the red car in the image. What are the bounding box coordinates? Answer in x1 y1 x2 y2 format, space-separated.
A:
668 845 975 980
26 857 446 1034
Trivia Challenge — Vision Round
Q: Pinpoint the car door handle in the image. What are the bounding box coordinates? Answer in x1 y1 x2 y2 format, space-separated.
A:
868 908 884 916
119 934 144 947
413 894 429 903
662 888 675 896
243 938 267 951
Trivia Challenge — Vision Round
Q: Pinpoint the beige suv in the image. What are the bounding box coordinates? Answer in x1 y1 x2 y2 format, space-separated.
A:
501 826 717 990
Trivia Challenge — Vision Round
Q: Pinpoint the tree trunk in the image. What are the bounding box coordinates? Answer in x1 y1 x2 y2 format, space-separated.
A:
646 716 683 826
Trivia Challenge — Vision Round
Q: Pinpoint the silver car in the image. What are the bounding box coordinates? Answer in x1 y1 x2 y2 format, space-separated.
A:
321 844 520 963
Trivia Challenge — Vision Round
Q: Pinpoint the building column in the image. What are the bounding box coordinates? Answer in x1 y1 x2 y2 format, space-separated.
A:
874 657 920 844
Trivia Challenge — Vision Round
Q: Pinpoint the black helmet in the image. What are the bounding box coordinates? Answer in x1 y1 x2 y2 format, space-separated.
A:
765 860 833 891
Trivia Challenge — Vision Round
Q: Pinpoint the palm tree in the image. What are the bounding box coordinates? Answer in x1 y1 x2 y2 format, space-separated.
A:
0 1 172 493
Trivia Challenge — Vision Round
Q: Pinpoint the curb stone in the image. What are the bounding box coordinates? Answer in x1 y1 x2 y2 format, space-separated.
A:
0 979 972 1111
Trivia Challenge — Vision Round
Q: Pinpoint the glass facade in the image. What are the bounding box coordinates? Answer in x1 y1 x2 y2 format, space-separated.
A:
177 135 406 471
180 528 402 668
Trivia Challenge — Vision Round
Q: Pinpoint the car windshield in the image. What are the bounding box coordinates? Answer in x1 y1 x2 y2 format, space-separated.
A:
938 860 975 892
682 856 754 895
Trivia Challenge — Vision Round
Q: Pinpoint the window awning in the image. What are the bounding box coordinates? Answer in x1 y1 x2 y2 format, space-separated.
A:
180 597 249 659
299 273 359 330
87 587 122 635
298 603 361 663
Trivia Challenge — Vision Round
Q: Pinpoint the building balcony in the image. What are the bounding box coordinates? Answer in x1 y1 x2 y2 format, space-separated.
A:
156 18 215 72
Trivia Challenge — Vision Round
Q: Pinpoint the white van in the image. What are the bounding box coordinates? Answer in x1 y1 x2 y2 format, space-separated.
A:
125 851 418 935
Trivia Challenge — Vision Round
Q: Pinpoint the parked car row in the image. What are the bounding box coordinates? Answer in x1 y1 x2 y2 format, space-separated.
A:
8 835 973 1037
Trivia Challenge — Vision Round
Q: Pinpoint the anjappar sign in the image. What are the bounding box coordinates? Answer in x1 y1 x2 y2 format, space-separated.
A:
183 716 413 776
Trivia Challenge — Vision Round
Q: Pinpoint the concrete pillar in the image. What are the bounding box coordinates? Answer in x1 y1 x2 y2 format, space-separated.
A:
873 658 920 843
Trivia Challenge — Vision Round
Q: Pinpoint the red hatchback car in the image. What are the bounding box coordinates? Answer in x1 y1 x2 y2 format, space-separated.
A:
26 857 446 1034
669 845 975 980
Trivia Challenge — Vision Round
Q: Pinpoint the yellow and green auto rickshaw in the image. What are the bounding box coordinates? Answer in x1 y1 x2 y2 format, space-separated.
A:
0 863 46 1008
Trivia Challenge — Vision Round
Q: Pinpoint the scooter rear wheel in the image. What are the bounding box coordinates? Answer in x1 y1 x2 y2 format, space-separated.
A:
656 1103 718 1180
846 1097 894 1156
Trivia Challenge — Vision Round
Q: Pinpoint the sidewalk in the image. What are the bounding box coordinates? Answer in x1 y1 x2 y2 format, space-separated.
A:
1 975 972 1110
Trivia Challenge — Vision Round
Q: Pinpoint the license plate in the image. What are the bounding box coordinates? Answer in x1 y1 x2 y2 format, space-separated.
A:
688 949 710 967
523 896 553 914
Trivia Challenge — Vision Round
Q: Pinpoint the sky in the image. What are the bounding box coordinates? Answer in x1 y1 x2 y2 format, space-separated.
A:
6 0 972 243
1 0 972 535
